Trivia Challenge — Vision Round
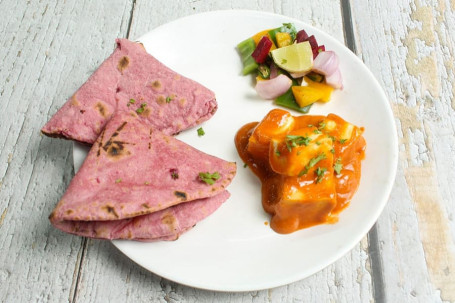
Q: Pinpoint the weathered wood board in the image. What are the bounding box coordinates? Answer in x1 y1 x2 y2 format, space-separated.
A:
351 0 455 301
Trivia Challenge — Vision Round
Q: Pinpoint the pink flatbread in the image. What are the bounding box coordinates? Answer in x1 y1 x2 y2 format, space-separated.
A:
49 112 236 240
51 191 230 241
42 39 217 144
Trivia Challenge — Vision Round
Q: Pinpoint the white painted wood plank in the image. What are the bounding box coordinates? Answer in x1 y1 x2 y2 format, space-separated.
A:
350 0 455 301
74 1 373 302
0 0 133 302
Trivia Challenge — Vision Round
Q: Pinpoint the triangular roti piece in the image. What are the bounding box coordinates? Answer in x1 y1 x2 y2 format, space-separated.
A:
49 112 236 225
42 39 217 144
51 190 230 241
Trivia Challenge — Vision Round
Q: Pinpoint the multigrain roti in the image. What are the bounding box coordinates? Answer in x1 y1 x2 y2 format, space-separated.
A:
49 113 237 240
42 39 217 144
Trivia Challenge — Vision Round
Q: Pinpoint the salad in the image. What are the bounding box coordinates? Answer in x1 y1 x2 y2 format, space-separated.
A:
237 23 342 113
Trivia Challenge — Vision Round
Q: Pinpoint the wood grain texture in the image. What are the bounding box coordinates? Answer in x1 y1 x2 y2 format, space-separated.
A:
71 1 373 302
0 0 133 302
350 0 455 301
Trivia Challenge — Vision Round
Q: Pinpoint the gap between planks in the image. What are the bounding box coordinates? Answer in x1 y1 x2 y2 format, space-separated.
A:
340 0 385 302
70 2 137 302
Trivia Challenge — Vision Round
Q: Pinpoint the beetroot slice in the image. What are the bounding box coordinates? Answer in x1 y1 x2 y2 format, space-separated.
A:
296 29 309 43
252 36 273 64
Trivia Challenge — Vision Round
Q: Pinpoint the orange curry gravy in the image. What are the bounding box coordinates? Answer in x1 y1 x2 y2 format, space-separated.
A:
235 109 366 234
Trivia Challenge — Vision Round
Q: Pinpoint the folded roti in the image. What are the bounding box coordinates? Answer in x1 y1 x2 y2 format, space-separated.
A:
42 39 217 144
51 191 230 241
49 112 236 240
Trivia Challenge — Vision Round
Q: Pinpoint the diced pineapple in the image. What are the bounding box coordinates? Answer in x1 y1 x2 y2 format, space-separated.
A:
276 32 292 48
251 29 277 51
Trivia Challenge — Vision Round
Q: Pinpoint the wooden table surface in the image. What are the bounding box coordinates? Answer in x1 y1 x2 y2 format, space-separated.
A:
1 1 454 302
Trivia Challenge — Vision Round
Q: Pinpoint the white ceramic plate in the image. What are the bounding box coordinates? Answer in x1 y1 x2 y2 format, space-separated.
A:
73 10 398 291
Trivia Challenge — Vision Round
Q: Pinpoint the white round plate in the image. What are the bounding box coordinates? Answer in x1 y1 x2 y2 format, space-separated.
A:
73 10 398 291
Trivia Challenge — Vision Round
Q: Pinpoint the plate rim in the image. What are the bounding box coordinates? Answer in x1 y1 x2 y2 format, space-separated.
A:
72 9 399 292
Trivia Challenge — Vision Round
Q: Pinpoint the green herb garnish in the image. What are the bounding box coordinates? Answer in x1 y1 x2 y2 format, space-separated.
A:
339 138 348 144
243 163 248 168
315 167 327 183
275 150 281 156
197 127 205 136
330 148 335 154
127 99 136 107
285 135 311 151
313 129 322 134
136 103 147 114
199 172 220 185
318 121 326 130
298 153 327 176
334 158 343 175
166 96 173 103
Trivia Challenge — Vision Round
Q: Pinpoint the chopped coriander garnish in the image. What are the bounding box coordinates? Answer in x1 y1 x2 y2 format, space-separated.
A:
339 138 348 144
115 178 122 183
285 135 311 151
170 168 179 180
330 148 335 154
127 99 136 107
313 129 322 134
298 153 327 176
166 96 173 103
136 103 147 114
199 172 220 185
243 163 248 168
318 121 326 130
275 150 281 156
334 158 343 175
197 127 205 136
315 167 327 183
328 135 336 141
315 141 321 145
307 124 313 127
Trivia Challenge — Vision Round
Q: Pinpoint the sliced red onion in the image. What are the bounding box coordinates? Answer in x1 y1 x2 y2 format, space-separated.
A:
269 62 279 79
312 51 339 77
255 74 292 99
325 68 343 89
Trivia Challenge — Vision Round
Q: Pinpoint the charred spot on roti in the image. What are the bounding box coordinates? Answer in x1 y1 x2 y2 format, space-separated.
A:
95 102 108 117
71 95 80 106
174 191 187 201
156 95 166 105
80 110 86 114
161 213 176 227
179 98 186 107
65 209 74 215
103 141 128 158
113 121 127 135
142 203 150 209
174 74 181 80
117 56 130 73
150 80 162 91
48 211 56 220
138 107 151 117
103 205 119 218
96 129 106 157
